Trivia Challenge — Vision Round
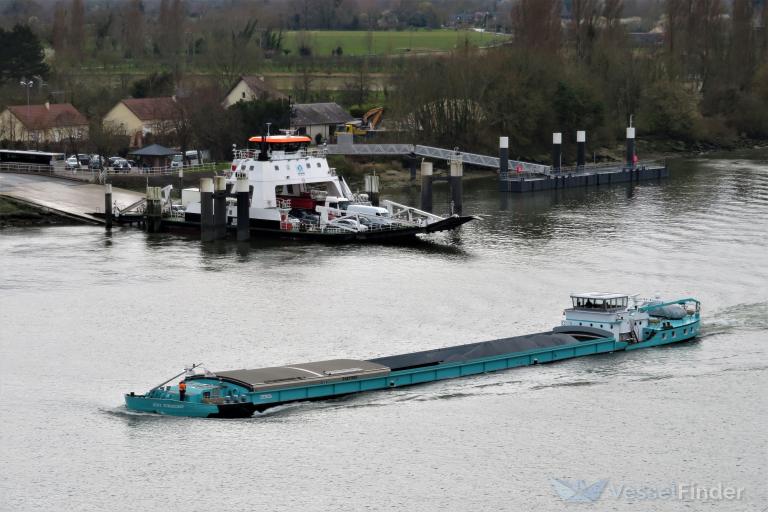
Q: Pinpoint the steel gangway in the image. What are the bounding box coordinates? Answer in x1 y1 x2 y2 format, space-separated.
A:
325 143 550 174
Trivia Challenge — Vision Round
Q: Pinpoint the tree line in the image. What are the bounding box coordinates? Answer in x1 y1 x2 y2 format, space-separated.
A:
390 0 768 160
1 0 767 163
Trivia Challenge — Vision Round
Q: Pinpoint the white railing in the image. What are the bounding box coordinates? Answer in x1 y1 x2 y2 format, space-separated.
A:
0 161 220 181
232 147 327 161
103 162 219 176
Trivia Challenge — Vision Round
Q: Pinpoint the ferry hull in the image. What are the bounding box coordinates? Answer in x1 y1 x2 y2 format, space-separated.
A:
170 214 475 242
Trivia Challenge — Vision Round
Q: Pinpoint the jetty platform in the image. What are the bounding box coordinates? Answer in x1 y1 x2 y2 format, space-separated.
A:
0 173 143 224
499 163 668 193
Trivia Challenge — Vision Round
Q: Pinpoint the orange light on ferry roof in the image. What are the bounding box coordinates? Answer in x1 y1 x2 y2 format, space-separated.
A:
248 135 312 143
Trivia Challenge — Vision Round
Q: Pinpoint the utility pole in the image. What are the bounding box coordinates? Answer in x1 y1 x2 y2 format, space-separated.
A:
19 79 34 147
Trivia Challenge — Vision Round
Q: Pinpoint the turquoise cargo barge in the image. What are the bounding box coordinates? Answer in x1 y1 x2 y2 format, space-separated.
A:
124 293 700 418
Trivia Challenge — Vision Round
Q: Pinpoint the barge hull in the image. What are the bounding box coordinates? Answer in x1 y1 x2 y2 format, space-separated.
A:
501 166 668 193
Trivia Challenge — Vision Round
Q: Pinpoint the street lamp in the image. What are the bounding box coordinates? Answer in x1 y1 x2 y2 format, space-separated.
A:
20 79 34 146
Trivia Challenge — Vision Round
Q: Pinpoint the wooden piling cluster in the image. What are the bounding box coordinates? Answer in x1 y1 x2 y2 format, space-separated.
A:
199 175 251 242
104 183 112 230
144 187 163 233
364 174 380 206
417 158 465 215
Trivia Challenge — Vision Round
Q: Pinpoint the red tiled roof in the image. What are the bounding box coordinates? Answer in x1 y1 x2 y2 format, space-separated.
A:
121 97 179 121
7 103 88 130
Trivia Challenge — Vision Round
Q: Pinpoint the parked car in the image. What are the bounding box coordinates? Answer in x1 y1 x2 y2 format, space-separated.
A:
65 156 79 170
327 217 368 232
108 156 121 166
89 156 104 170
290 209 320 224
170 154 183 169
112 159 130 172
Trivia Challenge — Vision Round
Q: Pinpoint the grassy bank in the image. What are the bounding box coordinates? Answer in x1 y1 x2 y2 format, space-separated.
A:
282 29 509 56
0 197 74 227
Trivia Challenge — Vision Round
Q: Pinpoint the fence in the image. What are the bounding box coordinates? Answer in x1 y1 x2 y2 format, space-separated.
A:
0 161 220 183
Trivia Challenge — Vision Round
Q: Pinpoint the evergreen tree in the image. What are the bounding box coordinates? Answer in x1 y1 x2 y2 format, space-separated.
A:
0 25 49 84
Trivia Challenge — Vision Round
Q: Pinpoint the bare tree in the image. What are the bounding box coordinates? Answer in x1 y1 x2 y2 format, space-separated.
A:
570 0 599 61
602 0 625 42
292 61 315 103
343 58 370 106
52 3 68 57
731 0 756 90
511 0 562 54
214 19 259 89
69 0 85 59
124 0 145 58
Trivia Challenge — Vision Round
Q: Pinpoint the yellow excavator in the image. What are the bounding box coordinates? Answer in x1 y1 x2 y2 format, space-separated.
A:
343 107 384 136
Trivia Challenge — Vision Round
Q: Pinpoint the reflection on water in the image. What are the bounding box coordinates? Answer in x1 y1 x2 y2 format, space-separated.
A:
1 152 767 511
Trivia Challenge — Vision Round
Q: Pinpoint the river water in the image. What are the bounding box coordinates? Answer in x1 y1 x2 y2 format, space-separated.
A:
1 153 766 511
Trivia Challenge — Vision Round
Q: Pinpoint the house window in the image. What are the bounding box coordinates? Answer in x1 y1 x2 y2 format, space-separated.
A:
242 91 246 99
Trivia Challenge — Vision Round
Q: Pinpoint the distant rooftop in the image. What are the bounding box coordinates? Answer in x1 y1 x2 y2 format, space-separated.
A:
238 75 287 100
121 97 179 121
6 103 87 130
291 102 354 127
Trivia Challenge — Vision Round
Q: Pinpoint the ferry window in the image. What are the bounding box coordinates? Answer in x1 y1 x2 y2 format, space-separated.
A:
671 331 676 337
662 333 666 339
249 165 254 170
316 162 321 168
600 324 603 328
579 322 582 325
274 165 279 171
683 328 687 334
287 184 294 194
590 323 593 327
329 202 337 208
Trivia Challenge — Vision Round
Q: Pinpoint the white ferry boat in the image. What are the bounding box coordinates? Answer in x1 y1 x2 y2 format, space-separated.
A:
182 135 475 241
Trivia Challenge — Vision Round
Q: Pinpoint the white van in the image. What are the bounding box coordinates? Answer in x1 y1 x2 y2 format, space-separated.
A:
346 204 391 218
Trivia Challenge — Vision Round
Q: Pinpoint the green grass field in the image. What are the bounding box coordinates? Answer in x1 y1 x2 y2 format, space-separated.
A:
282 29 509 57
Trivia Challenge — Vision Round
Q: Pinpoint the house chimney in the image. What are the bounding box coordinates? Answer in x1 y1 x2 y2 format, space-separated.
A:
44 101 50 110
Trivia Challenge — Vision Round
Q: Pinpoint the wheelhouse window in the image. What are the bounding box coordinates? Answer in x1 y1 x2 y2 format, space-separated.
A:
572 296 628 310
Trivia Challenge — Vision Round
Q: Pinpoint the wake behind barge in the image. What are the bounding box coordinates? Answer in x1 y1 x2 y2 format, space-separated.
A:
125 293 700 418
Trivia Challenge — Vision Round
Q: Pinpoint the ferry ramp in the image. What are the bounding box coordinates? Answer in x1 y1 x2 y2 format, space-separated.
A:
0 173 143 224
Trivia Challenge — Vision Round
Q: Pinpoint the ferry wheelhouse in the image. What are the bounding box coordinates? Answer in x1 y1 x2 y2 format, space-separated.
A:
124 293 701 418
182 135 474 241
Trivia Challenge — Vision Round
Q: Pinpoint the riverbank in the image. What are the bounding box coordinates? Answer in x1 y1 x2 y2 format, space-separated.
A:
0 196 74 228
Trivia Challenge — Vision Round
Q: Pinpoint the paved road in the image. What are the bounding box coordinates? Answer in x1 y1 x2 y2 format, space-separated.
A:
0 172 144 223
